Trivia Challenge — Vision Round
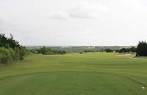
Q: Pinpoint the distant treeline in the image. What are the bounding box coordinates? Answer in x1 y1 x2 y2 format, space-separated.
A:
104 41 147 56
31 47 66 55
104 47 136 53
1 33 147 64
80 41 147 57
27 46 132 53
77 47 136 54
0 34 28 64
29 42 147 57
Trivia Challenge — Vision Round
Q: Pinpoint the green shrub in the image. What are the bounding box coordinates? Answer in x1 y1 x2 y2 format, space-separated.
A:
34 47 66 55
0 47 14 64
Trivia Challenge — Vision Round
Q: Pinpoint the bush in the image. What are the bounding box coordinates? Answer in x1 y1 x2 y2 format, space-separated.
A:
14 47 27 60
33 47 66 55
104 49 113 53
0 47 14 64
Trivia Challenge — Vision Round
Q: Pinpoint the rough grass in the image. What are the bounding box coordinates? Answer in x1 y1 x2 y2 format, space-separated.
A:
0 52 147 95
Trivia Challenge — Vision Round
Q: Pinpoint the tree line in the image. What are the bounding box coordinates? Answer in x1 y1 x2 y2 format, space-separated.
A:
1 33 147 64
31 47 66 55
104 47 137 53
104 41 147 56
0 33 66 64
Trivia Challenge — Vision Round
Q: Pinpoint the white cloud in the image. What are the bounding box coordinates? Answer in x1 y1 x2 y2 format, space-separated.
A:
49 1 108 19
1 0 147 46
69 1 108 19
49 11 69 20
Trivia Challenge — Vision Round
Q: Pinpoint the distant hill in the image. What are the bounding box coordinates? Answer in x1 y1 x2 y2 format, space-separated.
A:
26 46 134 53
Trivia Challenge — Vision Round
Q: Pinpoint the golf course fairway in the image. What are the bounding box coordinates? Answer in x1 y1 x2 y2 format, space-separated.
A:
0 53 147 95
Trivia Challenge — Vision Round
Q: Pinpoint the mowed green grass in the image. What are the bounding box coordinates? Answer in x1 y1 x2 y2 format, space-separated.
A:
0 53 147 95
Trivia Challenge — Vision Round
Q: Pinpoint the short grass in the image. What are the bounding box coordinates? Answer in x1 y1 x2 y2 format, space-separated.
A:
0 53 147 95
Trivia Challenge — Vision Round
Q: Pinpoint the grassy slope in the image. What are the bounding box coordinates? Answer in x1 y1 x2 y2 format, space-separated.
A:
0 53 147 95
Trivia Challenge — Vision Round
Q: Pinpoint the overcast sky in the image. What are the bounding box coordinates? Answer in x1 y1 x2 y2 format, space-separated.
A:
0 0 147 46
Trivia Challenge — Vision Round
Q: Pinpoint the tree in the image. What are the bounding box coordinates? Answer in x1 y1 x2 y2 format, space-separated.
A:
129 47 136 52
118 48 129 53
38 47 50 55
0 33 27 64
136 41 147 56
0 33 20 48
